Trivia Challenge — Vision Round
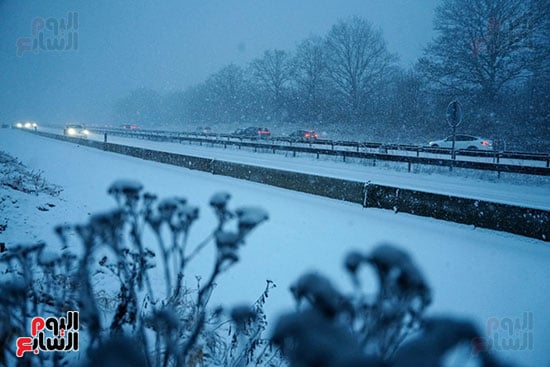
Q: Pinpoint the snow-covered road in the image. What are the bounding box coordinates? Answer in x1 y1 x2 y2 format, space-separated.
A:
72 128 550 211
1 129 549 366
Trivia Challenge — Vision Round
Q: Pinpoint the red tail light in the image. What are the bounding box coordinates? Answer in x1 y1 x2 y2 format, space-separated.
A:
305 133 310 138
481 140 491 146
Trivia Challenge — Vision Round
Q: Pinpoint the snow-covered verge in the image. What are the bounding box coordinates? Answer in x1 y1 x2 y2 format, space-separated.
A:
1 129 549 366
0 151 63 243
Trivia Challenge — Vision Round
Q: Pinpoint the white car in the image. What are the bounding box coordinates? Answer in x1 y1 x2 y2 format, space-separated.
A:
63 124 90 138
428 134 493 151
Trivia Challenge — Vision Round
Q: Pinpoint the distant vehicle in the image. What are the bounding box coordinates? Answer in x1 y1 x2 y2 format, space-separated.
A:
121 124 139 130
428 134 493 151
64 124 89 138
233 127 271 139
197 126 213 134
15 121 37 129
289 129 319 141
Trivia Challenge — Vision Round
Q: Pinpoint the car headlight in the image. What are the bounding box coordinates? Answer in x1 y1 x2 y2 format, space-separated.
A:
32 123 37 128
24 122 32 128
16 122 23 128
83 129 89 135
67 128 76 135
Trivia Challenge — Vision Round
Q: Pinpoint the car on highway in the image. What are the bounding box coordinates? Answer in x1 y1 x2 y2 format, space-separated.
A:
121 124 140 130
233 127 271 139
196 126 213 134
428 134 493 150
15 121 38 129
289 129 319 141
64 124 90 138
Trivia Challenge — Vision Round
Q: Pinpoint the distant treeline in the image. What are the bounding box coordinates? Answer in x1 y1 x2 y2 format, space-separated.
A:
114 0 549 151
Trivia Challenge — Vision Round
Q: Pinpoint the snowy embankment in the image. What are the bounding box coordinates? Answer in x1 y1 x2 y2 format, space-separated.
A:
1 129 549 366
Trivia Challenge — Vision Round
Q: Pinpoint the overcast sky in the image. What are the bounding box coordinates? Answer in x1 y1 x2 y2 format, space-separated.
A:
0 0 438 124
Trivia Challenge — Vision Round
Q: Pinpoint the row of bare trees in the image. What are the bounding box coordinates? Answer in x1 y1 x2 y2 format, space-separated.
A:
167 16 399 128
115 0 549 150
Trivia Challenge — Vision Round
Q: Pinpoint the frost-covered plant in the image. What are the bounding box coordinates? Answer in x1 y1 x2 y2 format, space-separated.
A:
0 242 79 367
0 151 62 196
0 180 273 367
202 279 283 367
272 244 508 367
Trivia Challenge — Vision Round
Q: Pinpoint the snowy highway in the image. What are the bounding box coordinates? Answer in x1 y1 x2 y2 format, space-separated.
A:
38 126 550 211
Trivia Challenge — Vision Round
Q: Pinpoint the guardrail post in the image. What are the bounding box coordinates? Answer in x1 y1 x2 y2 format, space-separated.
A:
496 153 501 178
104 133 107 143
408 161 411 172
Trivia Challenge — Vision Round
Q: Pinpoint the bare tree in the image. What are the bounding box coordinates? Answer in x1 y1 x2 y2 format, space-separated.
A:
325 16 396 123
291 37 330 123
381 69 434 143
205 64 248 123
250 49 292 118
419 0 547 105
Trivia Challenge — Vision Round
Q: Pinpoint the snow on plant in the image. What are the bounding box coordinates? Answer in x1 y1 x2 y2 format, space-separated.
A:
272 244 509 367
0 179 278 367
202 280 281 367
0 151 62 196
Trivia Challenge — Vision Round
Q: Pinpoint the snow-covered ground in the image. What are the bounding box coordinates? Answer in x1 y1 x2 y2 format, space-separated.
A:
1 129 549 366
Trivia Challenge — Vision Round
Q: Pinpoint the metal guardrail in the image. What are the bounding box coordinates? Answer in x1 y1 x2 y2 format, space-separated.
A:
90 127 550 176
